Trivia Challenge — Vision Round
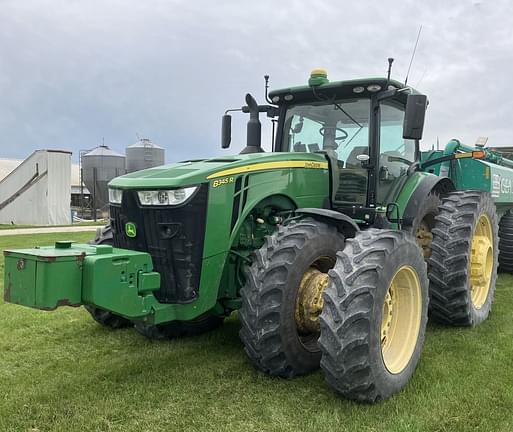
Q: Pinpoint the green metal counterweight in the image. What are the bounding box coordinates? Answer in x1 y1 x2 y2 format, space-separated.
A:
3 241 160 319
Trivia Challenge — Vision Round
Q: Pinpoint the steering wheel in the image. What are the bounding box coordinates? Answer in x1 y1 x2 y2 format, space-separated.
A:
319 126 348 142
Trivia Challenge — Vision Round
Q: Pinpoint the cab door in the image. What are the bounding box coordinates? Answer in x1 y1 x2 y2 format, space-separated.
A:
377 101 417 205
282 98 372 209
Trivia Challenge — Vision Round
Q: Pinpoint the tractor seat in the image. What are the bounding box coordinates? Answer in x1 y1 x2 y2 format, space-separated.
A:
294 142 307 152
345 146 369 168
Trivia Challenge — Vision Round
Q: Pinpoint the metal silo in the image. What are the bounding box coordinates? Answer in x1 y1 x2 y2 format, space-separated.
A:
82 145 126 213
126 138 165 173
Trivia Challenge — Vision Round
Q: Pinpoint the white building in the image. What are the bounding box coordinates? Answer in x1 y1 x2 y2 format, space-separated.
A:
0 150 82 225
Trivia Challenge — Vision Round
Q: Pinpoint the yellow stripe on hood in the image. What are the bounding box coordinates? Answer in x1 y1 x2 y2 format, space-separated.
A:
206 160 328 179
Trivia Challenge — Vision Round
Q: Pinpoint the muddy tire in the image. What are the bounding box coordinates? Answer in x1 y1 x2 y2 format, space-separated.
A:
319 229 428 402
84 305 132 329
499 211 513 273
407 192 442 260
84 225 132 329
90 224 114 245
429 191 498 326
134 315 224 340
239 217 345 378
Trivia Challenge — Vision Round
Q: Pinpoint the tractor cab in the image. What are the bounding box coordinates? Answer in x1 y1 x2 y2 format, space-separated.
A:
270 70 427 222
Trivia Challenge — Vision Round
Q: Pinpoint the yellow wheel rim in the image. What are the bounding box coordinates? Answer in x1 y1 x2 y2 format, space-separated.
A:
381 266 422 374
295 267 329 334
295 257 334 351
470 214 494 309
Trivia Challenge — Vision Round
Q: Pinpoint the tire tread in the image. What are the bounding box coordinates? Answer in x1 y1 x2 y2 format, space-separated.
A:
239 218 343 378
428 191 498 326
319 229 428 402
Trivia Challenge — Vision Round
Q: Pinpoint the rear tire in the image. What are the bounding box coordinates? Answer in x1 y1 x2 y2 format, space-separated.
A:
499 211 513 273
319 229 428 402
85 225 132 329
429 191 498 326
239 218 345 378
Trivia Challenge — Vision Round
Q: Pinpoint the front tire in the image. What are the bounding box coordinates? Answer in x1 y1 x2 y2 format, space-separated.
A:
134 315 224 340
429 191 498 326
239 218 345 378
319 229 428 402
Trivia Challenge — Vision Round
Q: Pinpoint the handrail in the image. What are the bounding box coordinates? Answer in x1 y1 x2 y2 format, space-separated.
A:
0 168 48 211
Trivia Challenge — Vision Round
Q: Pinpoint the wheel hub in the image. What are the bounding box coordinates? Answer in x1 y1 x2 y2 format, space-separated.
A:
381 290 394 345
296 267 329 334
416 221 433 259
470 215 494 309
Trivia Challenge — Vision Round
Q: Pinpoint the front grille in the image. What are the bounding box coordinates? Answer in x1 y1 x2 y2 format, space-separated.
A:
110 184 208 304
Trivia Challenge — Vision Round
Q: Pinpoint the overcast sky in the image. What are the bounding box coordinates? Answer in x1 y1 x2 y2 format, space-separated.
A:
0 0 512 163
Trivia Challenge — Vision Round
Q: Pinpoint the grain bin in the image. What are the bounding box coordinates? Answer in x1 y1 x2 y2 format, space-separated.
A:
126 138 165 173
82 145 126 211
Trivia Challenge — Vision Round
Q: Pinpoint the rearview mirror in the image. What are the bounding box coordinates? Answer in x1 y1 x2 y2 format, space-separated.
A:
221 114 232 149
403 94 427 140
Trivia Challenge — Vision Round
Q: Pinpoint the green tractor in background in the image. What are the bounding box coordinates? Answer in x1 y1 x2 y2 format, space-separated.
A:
5 68 513 403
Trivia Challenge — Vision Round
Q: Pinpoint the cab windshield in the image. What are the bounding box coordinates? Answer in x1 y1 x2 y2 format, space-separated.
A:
282 98 370 163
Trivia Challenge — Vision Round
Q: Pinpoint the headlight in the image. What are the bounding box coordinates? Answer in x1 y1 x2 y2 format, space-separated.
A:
108 188 123 204
137 186 198 206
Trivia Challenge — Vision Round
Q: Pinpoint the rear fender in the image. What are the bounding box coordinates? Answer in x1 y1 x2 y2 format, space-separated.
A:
400 174 455 227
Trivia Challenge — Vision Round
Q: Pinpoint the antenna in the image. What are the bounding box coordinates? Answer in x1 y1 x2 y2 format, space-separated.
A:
404 25 422 86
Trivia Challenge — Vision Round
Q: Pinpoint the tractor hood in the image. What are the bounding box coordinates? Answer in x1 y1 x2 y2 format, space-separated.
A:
109 152 329 189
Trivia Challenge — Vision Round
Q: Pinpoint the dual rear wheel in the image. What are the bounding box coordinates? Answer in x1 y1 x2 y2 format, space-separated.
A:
240 191 499 402
429 191 498 325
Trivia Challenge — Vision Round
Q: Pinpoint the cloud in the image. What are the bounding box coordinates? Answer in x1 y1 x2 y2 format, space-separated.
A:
0 0 511 162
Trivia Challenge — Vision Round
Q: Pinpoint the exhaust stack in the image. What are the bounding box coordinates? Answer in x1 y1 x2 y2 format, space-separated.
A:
240 93 264 154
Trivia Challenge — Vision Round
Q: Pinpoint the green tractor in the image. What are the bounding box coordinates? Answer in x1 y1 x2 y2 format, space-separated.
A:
5 68 513 402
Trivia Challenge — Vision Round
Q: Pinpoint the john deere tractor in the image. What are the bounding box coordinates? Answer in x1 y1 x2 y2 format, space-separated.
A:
5 69 513 402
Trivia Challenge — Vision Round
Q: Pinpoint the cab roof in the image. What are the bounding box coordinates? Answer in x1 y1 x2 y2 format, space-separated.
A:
269 77 421 104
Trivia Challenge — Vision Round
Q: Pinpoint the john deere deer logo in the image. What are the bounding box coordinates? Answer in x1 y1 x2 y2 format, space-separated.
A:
125 222 137 238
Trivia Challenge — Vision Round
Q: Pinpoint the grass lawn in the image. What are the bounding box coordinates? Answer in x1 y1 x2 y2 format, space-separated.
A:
1 232 513 432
